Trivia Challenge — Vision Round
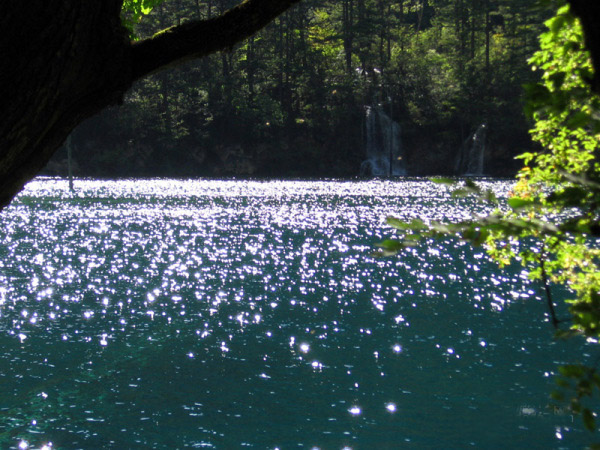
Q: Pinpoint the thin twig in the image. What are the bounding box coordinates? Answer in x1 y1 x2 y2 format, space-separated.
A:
539 246 560 329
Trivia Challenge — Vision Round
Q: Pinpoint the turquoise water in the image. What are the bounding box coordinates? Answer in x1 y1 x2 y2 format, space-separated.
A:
0 178 592 449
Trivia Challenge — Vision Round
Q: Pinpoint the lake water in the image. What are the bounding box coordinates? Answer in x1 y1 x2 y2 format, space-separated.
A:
0 178 592 449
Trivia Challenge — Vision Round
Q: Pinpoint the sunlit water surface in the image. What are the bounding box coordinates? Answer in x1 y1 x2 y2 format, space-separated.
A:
0 178 593 448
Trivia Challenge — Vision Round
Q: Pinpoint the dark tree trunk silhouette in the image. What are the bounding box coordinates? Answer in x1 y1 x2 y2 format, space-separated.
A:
0 0 300 209
568 0 600 94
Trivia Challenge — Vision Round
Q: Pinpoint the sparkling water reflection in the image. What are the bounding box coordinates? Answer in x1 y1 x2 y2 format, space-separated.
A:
0 177 591 448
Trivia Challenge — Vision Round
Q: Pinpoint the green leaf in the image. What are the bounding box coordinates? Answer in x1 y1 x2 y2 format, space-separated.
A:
385 217 427 232
451 188 471 198
547 14 566 35
523 83 552 107
464 179 479 190
583 408 596 431
430 177 456 186
547 186 589 207
485 190 498 205
507 197 535 210
559 365 585 378
385 217 406 230
566 111 591 130
375 239 405 252
549 72 567 90
555 329 580 340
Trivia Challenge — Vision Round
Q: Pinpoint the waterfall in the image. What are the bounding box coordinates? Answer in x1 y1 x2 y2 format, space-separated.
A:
455 124 487 176
360 106 406 177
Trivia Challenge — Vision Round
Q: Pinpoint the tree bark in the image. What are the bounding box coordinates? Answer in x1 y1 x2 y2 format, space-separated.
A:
568 0 600 94
0 0 301 210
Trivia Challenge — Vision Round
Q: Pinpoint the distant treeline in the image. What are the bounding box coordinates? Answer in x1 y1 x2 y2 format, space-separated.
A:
46 0 547 178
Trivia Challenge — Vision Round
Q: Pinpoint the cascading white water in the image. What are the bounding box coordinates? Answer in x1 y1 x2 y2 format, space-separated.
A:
360 106 406 177
455 124 487 176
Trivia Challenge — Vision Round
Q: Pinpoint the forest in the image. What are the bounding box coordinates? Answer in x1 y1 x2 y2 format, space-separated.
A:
45 0 550 179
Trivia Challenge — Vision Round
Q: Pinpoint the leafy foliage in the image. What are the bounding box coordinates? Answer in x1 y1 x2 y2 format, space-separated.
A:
380 2 600 433
121 0 167 35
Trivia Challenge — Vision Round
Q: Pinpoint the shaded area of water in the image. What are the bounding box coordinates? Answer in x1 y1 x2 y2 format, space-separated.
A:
0 178 592 448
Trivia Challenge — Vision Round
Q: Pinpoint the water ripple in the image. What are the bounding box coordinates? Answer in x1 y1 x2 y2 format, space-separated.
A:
0 177 588 448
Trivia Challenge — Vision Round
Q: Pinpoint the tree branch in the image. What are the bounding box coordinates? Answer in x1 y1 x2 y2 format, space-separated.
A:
131 0 301 81
538 249 560 329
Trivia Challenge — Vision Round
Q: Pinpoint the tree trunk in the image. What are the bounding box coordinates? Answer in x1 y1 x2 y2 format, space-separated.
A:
0 1 130 209
484 0 490 78
246 36 256 106
0 0 301 210
342 0 354 74
568 0 600 93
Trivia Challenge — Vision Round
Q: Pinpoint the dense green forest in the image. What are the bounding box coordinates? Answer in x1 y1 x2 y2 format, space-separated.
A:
46 0 549 178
